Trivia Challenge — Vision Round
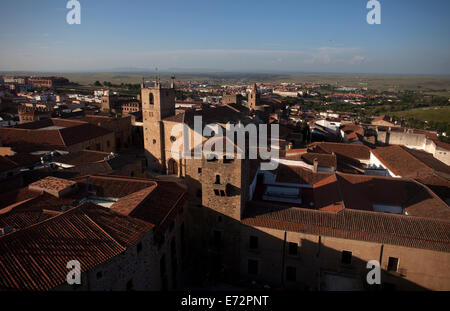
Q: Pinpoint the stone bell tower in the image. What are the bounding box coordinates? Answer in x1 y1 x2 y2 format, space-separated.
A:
248 83 260 109
142 77 176 172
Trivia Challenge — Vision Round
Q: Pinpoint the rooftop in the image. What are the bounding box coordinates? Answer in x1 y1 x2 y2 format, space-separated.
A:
0 203 152 291
371 145 450 177
29 176 77 194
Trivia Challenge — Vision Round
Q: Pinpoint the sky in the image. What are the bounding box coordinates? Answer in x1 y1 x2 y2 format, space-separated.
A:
0 0 449 75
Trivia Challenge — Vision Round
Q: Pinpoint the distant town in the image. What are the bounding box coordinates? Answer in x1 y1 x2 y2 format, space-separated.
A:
0 72 449 291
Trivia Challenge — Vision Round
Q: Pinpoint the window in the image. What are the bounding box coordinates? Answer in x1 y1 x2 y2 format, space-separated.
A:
249 236 258 249
286 266 296 282
137 242 143 254
288 242 298 256
248 259 258 275
214 190 220 196
149 93 154 105
215 175 221 184
387 257 399 272
220 190 226 197
96 271 103 280
198 168 202 174
341 251 352 265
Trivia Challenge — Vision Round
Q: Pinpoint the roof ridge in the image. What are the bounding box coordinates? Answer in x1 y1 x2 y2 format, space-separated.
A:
111 184 158 216
81 212 127 251
0 204 82 241
409 177 450 208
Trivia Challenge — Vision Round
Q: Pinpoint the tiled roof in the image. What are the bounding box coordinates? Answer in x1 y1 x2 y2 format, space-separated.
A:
341 124 364 136
308 142 371 160
0 127 65 148
301 153 337 168
73 175 155 198
6 152 40 167
59 123 112 146
0 203 152 291
0 156 18 172
312 174 344 211
371 146 434 177
403 147 450 176
275 164 333 184
243 202 450 253
29 176 77 193
0 188 42 210
111 184 158 215
414 173 450 203
55 150 110 166
335 173 450 220
283 150 337 168
0 119 113 149
125 181 186 227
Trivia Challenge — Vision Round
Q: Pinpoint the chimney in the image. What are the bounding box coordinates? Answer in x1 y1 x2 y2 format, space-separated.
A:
313 158 318 173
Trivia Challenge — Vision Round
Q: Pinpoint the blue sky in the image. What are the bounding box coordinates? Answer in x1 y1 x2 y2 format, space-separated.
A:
0 0 449 74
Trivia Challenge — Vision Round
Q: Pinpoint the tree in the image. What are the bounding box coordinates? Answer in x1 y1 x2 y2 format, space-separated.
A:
94 81 102 87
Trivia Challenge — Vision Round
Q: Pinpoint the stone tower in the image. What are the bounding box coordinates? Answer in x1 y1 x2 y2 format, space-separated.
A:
248 83 260 109
142 78 176 172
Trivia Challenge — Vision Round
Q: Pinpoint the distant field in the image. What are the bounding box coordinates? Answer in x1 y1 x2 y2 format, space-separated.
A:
2 71 450 92
391 106 450 123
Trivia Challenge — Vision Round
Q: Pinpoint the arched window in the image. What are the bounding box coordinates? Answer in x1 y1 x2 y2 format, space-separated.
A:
149 93 154 105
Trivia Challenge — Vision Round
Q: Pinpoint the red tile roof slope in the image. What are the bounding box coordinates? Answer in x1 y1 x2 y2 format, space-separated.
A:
0 119 113 149
54 150 110 166
371 146 434 177
308 142 371 160
243 202 450 253
275 164 333 184
0 156 19 172
0 203 152 291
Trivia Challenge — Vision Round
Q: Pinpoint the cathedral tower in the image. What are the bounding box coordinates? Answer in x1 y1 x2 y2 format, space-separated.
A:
142 78 176 172
248 83 260 109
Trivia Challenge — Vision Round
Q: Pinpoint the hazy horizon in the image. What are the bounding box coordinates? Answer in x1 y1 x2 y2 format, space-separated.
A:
1 0 449 75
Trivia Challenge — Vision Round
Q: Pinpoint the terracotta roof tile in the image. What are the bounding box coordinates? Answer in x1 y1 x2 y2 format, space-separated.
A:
275 164 333 184
308 142 370 160
243 203 450 252
371 146 434 177
0 203 152 291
